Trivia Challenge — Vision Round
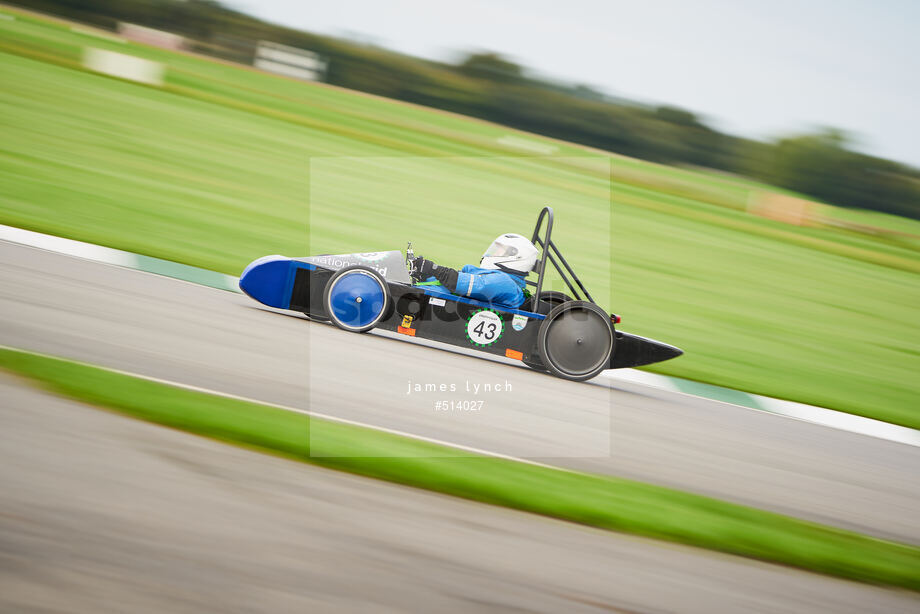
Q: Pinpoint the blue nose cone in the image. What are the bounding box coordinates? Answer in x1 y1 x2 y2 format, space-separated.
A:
239 255 294 308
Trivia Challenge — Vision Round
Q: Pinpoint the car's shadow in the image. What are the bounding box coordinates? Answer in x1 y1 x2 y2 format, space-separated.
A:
240 304 631 392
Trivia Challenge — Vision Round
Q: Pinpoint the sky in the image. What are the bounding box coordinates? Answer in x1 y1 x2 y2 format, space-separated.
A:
233 0 919 167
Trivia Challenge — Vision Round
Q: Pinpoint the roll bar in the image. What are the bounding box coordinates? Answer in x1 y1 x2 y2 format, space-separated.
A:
528 206 595 309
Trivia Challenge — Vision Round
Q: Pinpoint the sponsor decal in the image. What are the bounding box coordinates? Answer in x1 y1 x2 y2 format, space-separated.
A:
505 348 523 360
310 254 388 278
302 251 412 284
401 314 414 328
357 251 389 262
397 325 416 336
466 309 503 347
511 314 528 331
428 297 446 307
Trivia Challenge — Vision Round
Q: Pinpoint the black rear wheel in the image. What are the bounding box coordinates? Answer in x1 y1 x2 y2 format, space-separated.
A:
535 290 573 309
523 291 573 371
536 301 614 381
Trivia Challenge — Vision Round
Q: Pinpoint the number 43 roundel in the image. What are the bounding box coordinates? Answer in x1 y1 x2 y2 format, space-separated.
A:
466 309 503 347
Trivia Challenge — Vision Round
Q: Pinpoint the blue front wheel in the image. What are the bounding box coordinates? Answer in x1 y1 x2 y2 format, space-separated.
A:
322 265 390 333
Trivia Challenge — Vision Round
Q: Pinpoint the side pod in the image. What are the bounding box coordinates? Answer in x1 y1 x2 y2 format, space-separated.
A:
611 332 683 369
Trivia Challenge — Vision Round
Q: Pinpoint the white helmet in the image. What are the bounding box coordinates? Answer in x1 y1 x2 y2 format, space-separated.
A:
480 233 538 275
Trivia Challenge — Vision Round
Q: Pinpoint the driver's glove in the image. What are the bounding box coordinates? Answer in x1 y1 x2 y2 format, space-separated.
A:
411 257 459 290
410 256 436 281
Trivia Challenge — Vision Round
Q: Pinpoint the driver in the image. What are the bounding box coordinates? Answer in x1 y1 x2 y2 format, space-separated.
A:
409 233 538 308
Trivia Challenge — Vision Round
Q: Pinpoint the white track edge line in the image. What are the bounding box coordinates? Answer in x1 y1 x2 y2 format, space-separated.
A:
599 371 920 447
0 344 563 470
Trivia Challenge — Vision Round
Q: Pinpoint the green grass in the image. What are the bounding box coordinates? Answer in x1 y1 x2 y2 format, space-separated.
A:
2 346 919 591
1 8 919 427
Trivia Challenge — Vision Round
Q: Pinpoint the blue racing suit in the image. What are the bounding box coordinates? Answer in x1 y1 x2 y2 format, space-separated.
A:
419 265 527 308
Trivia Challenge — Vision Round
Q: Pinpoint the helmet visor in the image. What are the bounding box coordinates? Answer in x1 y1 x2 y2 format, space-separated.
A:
485 240 518 258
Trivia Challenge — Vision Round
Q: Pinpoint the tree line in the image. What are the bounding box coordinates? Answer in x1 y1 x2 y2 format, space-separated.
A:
14 0 920 219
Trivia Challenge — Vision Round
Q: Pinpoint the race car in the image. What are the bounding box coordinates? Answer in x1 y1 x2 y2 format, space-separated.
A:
239 207 682 381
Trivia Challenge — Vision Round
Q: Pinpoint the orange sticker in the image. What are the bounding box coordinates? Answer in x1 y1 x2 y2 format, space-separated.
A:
397 326 416 337
505 349 523 360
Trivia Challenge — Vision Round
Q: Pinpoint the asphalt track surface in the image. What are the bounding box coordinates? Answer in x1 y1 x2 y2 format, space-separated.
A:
2 240 919 549
0 242 920 528
3 377 919 613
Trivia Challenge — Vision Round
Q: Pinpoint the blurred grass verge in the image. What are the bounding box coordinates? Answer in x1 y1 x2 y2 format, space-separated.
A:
2 346 919 591
0 8 918 428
